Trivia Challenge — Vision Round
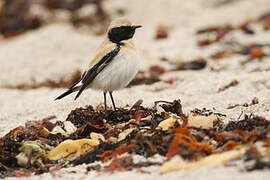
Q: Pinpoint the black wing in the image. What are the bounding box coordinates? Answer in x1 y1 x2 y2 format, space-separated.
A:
74 45 121 100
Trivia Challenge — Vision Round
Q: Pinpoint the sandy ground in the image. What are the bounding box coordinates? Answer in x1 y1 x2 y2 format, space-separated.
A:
1 0 270 179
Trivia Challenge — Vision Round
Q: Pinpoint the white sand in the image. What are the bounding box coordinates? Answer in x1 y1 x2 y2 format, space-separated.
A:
1 0 270 179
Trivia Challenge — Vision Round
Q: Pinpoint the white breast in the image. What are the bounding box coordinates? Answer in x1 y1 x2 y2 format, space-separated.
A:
90 49 139 92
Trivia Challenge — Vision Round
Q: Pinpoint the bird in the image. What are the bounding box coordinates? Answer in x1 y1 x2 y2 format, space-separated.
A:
55 18 142 112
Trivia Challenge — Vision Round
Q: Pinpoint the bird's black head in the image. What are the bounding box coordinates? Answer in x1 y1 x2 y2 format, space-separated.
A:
108 25 142 44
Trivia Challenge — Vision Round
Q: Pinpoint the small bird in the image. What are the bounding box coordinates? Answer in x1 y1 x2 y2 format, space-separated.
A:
55 18 142 112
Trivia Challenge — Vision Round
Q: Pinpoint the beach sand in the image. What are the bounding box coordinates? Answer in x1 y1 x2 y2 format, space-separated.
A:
1 0 270 179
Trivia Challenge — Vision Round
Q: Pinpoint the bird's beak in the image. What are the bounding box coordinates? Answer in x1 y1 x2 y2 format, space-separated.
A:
133 25 142 29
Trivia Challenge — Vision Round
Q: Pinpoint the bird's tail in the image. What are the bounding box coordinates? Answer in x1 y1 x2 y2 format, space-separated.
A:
54 85 80 100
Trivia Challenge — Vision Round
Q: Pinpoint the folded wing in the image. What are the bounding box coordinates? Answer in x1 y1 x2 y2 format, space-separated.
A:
74 44 121 100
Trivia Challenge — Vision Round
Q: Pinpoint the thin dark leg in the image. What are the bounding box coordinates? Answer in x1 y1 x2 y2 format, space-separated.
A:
109 91 116 111
103 91 107 111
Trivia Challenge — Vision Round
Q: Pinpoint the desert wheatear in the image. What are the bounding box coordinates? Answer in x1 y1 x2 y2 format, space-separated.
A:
55 18 142 111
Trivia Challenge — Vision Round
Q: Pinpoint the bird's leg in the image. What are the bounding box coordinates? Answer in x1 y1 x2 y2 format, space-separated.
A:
109 91 116 111
103 91 107 112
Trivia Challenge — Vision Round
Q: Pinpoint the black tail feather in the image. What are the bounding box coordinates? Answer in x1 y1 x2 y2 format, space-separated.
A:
74 83 87 100
55 74 83 101
55 86 78 100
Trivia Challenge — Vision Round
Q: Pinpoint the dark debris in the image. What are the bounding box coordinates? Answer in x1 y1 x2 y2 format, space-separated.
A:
155 24 169 39
218 80 239 93
246 158 270 171
190 108 226 117
173 58 207 71
227 97 259 109
225 114 268 131
196 25 232 46
103 155 162 172
128 65 166 87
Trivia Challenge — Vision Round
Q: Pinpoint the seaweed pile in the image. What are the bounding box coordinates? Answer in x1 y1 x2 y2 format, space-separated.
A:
0 99 270 178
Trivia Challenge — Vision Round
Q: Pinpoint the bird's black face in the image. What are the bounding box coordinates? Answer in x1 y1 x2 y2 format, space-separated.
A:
108 25 142 44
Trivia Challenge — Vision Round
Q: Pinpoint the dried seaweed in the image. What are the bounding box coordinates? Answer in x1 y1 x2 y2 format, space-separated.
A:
190 108 226 117
211 51 233 60
128 65 166 87
242 145 262 161
224 114 268 132
239 22 254 35
44 0 96 11
6 70 82 90
156 100 188 126
128 58 207 87
0 0 41 37
155 24 169 39
197 11 270 48
246 159 270 171
1 99 270 178
0 116 59 171
210 0 242 7
197 26 232 46
166 128 212 159
227 97 259 109
173 58 207 71
218 80 239 93
103 155 161 172
258 12 270 31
